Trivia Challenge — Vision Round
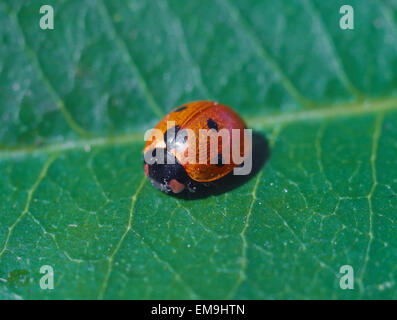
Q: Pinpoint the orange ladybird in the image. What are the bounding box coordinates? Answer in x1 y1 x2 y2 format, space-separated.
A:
143 101 249 194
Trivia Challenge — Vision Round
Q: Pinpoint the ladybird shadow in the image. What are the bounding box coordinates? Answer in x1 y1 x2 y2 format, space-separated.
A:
172 131 270 200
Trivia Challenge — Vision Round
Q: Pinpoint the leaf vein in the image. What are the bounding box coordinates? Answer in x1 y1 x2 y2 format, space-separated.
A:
162 0 211 98
98 0 164 118
1 98 397 159
227 170 263 298
358 114 384 294
0 154 58 259
131 229 200 299
6 9 89 137
303 0 363 99
218 0 313 108
98 176 146 299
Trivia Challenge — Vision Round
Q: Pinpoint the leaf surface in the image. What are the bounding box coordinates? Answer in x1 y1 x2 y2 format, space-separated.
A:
0 0 396 299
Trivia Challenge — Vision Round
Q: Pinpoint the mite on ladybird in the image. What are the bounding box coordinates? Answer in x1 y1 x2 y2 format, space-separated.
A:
143 101 252 194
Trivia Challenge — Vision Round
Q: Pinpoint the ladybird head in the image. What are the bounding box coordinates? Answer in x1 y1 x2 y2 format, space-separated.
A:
143 148 190 194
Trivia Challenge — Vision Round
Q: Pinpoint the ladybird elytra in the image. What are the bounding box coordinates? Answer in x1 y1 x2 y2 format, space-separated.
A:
143 101 250 194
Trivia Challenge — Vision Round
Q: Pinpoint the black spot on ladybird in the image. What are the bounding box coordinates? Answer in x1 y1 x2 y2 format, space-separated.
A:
164 125 180 149
216 154 224 167
207 118 218 131
174 106 187 112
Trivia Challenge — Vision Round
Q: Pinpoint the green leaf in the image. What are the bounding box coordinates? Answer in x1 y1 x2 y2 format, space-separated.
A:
1 0 396 299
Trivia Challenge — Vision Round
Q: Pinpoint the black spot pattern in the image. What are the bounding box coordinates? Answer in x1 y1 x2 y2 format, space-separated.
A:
174 106 187 112
207 118 218 131
216 154 224 167
163 125 180 148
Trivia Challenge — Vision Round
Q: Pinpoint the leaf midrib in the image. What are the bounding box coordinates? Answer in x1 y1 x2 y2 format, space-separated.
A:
1 96 397 159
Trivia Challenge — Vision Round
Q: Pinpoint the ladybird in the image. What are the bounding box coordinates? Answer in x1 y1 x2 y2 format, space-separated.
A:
143 101 250 194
